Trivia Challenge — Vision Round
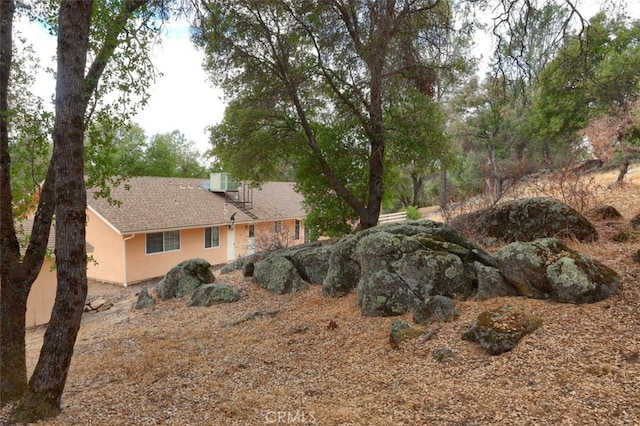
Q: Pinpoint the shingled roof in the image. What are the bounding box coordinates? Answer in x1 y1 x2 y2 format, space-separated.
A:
87 176 305 234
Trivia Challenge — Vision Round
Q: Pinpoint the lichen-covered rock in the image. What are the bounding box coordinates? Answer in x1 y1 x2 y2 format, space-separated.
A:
323 233 361 297
433 347 457 363
354 229 477 317
475 262 519 301
357 269 412 316
588 205 623 221
254 255 308 294
451 197 598 243
462 304 542 355
218 253 262 274
389 319 423 348
413 295 460 325
545 253 619 303
135 287 155 309
495 238 619 303
288 242 333 284
494 239 561 298
155 258 214 301
188 283 241 307
323 220 496 299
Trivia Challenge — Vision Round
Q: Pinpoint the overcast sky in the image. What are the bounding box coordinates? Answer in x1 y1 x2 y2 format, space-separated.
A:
15 1 639 154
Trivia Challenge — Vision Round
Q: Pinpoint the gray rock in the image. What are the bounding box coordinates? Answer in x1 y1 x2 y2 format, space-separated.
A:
354 228 476 317
475 262 519 301
452 197 598 243
413 295 460 325
218 253 263 274
389 319 422 348
188 283 241 307
135 287 155 309
433 347 457 363
323 220 496 299
462 304 542 355
494 238 562 298
288 242 333 284
545 253 619 304
323 234 361 297
155 258 214 301
254 255 308 294
496 238 619 303
357 269 412 316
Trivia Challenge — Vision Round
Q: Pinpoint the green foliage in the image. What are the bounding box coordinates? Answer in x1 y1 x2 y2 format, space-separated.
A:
195 0 476 233
405 205 421 220
8 35 53 218
531 13 640 152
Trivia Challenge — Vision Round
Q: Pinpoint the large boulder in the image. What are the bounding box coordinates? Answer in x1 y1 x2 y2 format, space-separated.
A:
323 220 496 299
495 238 619 303
474 262 519 301
254 255 308 294
155 258 214 301
288 242 333 284
451 197 598 243
188 283 241 307
351 221 495 317
463 304 542 355
323 234 361 297
253 242 331 294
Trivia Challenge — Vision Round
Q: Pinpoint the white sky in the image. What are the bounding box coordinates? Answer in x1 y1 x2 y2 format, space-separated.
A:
15 1 640 155
17 16 224 154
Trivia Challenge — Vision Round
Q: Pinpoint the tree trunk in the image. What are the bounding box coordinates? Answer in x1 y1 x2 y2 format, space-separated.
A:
616 157 629 184
411 172 423 207
0 0 26 405
12 2 93 421
439 167 447 209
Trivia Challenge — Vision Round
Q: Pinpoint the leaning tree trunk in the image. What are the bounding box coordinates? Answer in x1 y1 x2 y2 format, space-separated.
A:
12 2 93 421
0 0 26 405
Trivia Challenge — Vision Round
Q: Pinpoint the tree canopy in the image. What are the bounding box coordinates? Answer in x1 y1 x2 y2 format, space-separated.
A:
196 0 473 234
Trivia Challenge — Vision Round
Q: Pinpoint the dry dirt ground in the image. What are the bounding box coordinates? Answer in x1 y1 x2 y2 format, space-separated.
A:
11 168 640 425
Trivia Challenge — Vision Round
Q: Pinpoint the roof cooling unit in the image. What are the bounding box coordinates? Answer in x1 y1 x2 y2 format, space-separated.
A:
209 173 239 192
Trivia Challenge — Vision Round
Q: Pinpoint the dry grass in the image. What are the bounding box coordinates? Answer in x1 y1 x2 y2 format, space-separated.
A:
11 167 640 425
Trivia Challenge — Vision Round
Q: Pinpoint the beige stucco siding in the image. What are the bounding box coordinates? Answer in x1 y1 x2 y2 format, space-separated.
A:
26 258 56 328
122 227 229 284
86 208 125 285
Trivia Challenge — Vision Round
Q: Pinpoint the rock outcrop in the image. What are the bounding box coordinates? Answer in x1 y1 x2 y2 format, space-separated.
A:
155 258 214 301
451 197 598 243
495 238 619 303
188 283 241 307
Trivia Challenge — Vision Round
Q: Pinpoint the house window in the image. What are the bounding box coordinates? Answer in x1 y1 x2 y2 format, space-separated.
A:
248 225 255 238
294 220 300 240
205 227 220 248
274 221 281 234
146 230 180 254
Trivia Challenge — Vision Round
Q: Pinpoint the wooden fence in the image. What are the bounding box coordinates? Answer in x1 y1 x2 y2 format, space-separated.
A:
378 211 408 224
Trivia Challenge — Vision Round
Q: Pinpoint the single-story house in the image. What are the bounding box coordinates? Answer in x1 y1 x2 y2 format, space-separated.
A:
20 218 94 328
86 174 307 286
4 217 57 328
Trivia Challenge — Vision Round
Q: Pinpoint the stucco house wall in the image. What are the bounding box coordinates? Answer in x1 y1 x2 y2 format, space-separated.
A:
85 176 307 287
26 258 56 328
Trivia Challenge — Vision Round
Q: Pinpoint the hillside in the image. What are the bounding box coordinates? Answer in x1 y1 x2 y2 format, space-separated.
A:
8 169 640 425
